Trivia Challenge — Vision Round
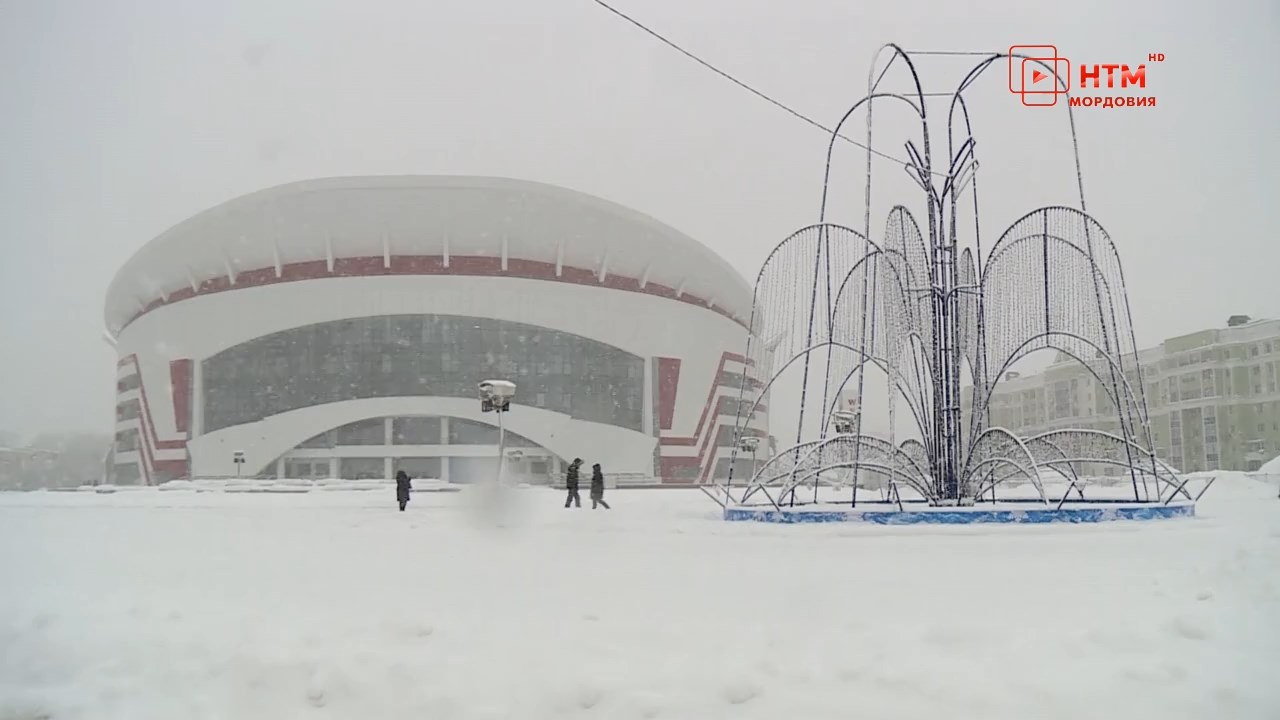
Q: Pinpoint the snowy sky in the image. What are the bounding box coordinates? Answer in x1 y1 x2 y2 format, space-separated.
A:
1 0 1277 439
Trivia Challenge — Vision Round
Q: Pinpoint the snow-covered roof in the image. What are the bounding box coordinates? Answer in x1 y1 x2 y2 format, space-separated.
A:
104 176 753 334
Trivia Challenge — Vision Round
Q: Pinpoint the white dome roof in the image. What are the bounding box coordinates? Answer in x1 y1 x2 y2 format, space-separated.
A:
104 175 753 334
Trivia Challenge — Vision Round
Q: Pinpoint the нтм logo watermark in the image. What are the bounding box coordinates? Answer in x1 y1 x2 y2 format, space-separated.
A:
1008 45 1069 107
1008 46 1163 108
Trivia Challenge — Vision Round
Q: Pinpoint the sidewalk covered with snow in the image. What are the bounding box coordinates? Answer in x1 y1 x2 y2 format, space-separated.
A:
2 475 1278 719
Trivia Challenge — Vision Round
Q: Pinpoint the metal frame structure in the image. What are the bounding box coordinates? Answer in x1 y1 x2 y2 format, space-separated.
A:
719 45 1190 510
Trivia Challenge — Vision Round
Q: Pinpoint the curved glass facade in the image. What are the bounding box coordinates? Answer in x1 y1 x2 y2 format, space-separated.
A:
201 314 645 433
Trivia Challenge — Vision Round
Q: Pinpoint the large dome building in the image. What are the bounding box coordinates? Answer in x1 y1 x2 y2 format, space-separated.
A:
104 176 768 486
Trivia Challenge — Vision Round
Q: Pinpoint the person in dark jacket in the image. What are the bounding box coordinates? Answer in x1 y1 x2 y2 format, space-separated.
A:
395 470 412 512
564 458 583 508
590 463 611 510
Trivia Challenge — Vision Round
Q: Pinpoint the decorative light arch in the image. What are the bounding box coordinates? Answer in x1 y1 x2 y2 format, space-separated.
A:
719 45 1182 510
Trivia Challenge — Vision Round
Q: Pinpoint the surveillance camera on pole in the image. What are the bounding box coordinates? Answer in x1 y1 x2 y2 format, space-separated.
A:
737 435 761 481
831 410 858 435
478 380 515 414
827 410 861 495
478 380 515 486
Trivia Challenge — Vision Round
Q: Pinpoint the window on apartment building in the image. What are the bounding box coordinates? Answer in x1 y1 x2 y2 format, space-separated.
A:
1251 345 1260 357
1266 341 1273 354
1180 373 1201 401
114 429 140 453
115 399 141 422
1204 415 1218 456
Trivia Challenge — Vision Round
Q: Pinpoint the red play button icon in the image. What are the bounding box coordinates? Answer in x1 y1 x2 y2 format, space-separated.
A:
1018 57 1070 105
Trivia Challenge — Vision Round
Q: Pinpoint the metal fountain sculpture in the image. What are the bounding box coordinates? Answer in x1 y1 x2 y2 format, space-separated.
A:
717 45 1205 515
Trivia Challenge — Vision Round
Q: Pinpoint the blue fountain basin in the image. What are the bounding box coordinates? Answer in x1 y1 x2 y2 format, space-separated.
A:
723 501 1195 525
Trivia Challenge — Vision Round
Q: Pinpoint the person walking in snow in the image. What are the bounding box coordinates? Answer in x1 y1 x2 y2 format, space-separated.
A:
590 463 611 510
395 470 412 512
564 458 583 508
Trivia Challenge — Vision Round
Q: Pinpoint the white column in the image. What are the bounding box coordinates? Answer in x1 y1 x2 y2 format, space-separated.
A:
275 457 285 478
190 360 203 437
384 416 395 480
329 457 339 479
440 417 450 482
642 356 654 436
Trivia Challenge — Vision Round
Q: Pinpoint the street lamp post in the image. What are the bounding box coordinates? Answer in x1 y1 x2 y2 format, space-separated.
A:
737 435 760 486
478 380 515 487
829 410 858 503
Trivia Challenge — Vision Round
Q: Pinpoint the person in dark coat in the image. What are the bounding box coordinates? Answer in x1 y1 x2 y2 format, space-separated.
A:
395 470 412 512
564 458 583 508
590 463 610 510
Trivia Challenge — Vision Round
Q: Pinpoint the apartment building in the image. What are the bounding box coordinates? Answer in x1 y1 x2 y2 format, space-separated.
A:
964 316 1280 473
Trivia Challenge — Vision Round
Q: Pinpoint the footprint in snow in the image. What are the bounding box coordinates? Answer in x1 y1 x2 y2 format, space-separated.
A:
722 680 761 705
1166 615 1211 641
577 684 604 709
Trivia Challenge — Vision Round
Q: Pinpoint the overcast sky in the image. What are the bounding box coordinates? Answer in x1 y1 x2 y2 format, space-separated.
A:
1 0 1277 440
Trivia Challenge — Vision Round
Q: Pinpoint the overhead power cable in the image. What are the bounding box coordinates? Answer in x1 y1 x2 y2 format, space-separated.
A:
588 0 920 169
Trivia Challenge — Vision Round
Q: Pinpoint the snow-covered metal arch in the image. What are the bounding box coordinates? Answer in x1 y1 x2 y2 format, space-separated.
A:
713 46 1190 512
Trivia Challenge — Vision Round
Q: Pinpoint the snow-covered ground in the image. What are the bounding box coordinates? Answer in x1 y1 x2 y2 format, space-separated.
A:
2 475 1278 720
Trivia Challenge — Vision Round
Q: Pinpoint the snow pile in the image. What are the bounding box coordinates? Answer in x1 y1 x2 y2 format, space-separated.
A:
410 478 459 493
314 478 389 492
1257 453 1280 475
222 480 271 494
1 484 1277 719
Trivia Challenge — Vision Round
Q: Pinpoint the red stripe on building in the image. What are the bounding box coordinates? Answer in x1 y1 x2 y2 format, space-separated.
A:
114 347 756 485
120 355 185 450
122 255 748 332
131 419 155 486
655 358 681 431
656 351 763 484
658 352 751 447
117 354 190 483
169 359 192 434
153 460 188 477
